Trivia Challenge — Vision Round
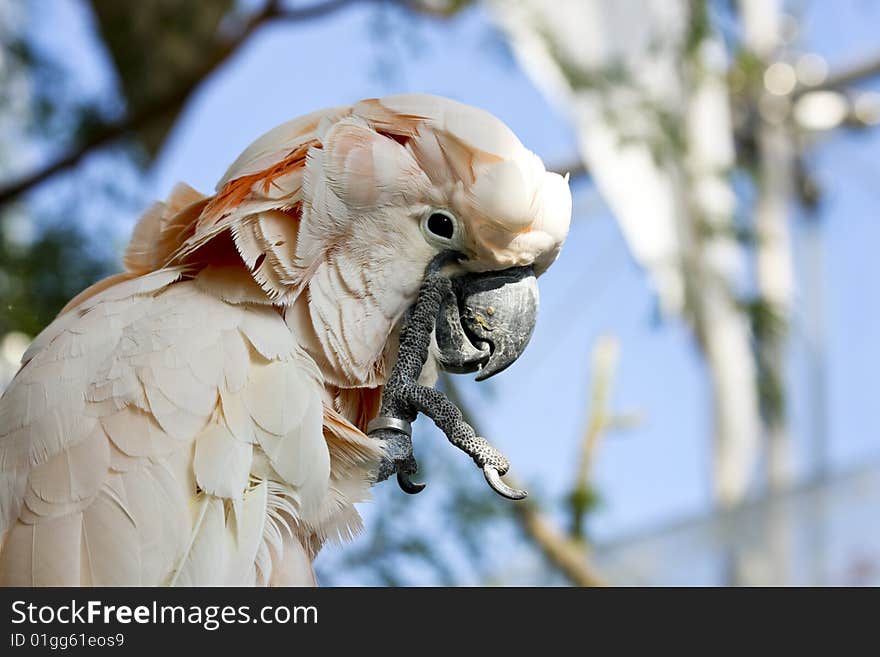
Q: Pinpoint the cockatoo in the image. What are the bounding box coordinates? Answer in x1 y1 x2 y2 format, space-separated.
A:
0 94 570 586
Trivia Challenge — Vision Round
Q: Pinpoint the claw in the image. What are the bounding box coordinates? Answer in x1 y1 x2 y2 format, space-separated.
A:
397 471 426 494
483 466 527 500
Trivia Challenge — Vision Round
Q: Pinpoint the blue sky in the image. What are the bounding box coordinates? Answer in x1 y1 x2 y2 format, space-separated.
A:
28 1 880 558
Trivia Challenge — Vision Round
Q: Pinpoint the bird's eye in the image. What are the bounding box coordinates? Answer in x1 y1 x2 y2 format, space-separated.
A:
426 212 456 240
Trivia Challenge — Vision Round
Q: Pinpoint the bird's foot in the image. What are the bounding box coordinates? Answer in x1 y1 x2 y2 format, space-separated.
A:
369 251 527 500
368 417 425 494
371 382 527 500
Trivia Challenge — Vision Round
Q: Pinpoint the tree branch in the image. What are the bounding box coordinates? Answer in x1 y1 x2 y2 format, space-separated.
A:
796 53 880 96
512 498 606 586
568 335 618 540
270 0 361 22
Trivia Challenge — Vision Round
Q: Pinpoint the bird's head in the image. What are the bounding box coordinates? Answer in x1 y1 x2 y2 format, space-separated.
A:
316 95 571 275
171 94 571 387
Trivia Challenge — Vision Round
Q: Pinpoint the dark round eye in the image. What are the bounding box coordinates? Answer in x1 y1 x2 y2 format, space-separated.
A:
426 212 455 240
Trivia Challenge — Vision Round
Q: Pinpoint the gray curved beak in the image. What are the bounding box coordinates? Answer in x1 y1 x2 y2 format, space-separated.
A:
435 266 538 381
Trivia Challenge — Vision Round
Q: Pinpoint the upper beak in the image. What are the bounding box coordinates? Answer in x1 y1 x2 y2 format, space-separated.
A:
435 266 539 381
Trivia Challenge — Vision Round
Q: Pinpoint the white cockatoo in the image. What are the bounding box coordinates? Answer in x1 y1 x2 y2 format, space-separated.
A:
0 94 571 586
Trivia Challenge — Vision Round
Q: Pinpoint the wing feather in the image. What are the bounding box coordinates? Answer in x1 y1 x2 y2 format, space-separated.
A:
194 417 253 498
81 483 142 586
169 496 229 587
2 255 370 586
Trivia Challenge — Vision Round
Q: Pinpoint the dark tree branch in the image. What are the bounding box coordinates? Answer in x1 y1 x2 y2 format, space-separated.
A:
270 0 361 22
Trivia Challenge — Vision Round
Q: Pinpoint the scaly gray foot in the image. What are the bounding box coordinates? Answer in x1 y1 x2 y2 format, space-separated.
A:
369 253 527 500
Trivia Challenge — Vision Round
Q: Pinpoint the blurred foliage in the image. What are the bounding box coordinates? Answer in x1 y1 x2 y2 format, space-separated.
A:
742 297 788 423
0 3 114 338
0 222 113 336
684 0 710 57
566 485 601 540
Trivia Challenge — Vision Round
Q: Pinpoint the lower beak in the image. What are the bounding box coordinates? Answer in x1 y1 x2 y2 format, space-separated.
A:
435 266 539 381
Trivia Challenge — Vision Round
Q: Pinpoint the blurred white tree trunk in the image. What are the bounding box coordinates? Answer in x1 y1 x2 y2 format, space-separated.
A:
492 0 761 507
740 0 795 491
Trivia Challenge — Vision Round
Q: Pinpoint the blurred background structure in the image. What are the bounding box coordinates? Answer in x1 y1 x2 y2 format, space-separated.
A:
1 0 879 585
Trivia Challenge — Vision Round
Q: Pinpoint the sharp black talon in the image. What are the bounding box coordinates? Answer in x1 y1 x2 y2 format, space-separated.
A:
483 466 527 500
397 471 426 494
